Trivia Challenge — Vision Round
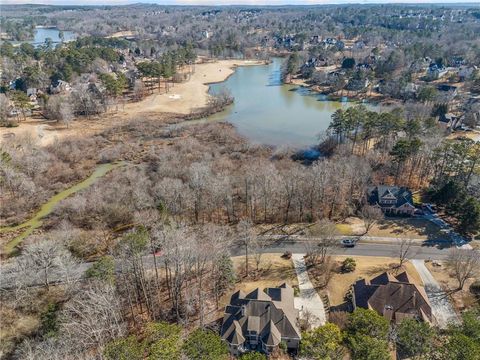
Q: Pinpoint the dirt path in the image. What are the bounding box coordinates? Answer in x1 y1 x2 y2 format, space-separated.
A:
292 253 326 328
411 259 459 328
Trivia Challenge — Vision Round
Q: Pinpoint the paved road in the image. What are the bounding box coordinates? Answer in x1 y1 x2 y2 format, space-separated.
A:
292 254 326 328
412 260 459 328
234 240 454 260
0 240 456 290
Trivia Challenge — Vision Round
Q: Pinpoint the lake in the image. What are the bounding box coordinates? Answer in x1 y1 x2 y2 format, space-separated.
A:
208 57 371 148
11 27 76 47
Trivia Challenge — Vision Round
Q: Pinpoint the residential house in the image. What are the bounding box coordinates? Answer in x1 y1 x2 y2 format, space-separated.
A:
352 271 434 324
439 113 461 130
346 77 369 91
366 186 416 216
353 40 366 50
50 79 71 94
426 64 448 80
448 56 466 68
404 82 419 98
220 284 301 356
458 66 477 82
410 57 431 73
437 84 458 99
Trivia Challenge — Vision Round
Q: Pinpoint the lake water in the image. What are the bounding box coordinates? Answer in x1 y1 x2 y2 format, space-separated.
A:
208 57 366 148
33 27 76 45
10 27 76 47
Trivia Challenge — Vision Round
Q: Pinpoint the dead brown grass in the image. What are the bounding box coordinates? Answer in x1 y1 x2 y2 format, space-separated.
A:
308 256 422 307
425 261 478 311
218 254 298 309
335 217 443 240
0 287 67 357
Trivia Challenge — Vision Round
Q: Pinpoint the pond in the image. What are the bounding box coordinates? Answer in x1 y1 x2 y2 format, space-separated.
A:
208 57 375 148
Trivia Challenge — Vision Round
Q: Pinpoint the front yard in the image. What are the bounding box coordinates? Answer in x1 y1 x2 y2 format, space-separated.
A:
307 255 423 307
425 260 479 311
335 217 445 241
219 253 299 309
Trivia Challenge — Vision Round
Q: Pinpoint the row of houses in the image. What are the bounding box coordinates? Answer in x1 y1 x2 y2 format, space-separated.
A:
219 186 434 356
221 269 433 356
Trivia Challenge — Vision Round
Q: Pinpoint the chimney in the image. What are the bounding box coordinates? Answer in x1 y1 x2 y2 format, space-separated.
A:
241 305 246 317
413 290 417 308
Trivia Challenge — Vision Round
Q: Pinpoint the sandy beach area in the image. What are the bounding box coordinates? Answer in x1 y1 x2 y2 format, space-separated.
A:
0 59 264 146
126 59 263 115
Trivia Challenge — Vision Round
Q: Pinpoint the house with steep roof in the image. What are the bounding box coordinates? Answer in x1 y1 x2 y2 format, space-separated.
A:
367 186 416 216
426 63 448 80
352 271 434 324
220 284 301 356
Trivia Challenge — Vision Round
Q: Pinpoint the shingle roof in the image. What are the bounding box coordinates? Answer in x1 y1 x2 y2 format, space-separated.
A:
367 186 414 209
246 288 272 302
220 285 301 348
353 271 433 324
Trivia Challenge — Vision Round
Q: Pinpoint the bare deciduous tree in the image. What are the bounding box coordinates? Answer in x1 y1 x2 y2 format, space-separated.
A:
313 219 339 264
16 240 77 291
61 282 126 355
447 249 480 290
237 219 256 277
360 205 383 235
397 238 415 268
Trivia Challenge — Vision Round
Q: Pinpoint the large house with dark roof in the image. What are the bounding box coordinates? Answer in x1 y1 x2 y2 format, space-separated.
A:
367 185 416 216
220 284 301 356
352 271 434 325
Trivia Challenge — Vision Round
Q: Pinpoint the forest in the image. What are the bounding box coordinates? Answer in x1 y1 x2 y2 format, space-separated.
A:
0 3 479 360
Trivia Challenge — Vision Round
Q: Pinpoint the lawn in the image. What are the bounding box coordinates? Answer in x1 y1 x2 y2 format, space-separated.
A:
333 217 444 240
219 253 299 309
367 218 444 240
308 256 423 307
425 261 478 311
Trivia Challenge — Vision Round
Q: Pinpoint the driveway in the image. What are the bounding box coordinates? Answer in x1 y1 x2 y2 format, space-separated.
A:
292 253 326 329
422 213 471 249
411 259 459 328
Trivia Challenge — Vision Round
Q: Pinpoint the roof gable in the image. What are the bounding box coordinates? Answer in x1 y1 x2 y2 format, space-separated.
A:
353 271 433 324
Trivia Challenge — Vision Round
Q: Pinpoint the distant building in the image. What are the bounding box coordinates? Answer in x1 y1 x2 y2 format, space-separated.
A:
352 271 434 324
449 56 465 68
404 82 419 97
458 66 476 82
50 79 71 94
367 186 415 216
220 284 301 356
426 64 448 80
437 84 458 97
346 77 369 91
439 113 458 128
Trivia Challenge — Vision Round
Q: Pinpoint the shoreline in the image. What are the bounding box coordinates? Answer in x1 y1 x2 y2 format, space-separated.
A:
203 59 270 87
0 59 265 147
289 77 401 106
